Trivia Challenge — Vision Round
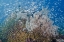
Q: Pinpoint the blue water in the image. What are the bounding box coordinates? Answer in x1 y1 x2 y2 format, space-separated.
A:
0 0 64 34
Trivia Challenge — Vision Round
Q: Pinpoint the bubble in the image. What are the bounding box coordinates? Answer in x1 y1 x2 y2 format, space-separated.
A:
51 8 54 11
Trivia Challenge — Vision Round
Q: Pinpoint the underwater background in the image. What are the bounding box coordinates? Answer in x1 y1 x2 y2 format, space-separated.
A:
0 0 64 34
0 0 64 42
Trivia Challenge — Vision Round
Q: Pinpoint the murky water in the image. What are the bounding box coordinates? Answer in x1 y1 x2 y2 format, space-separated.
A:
0 0 64 42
